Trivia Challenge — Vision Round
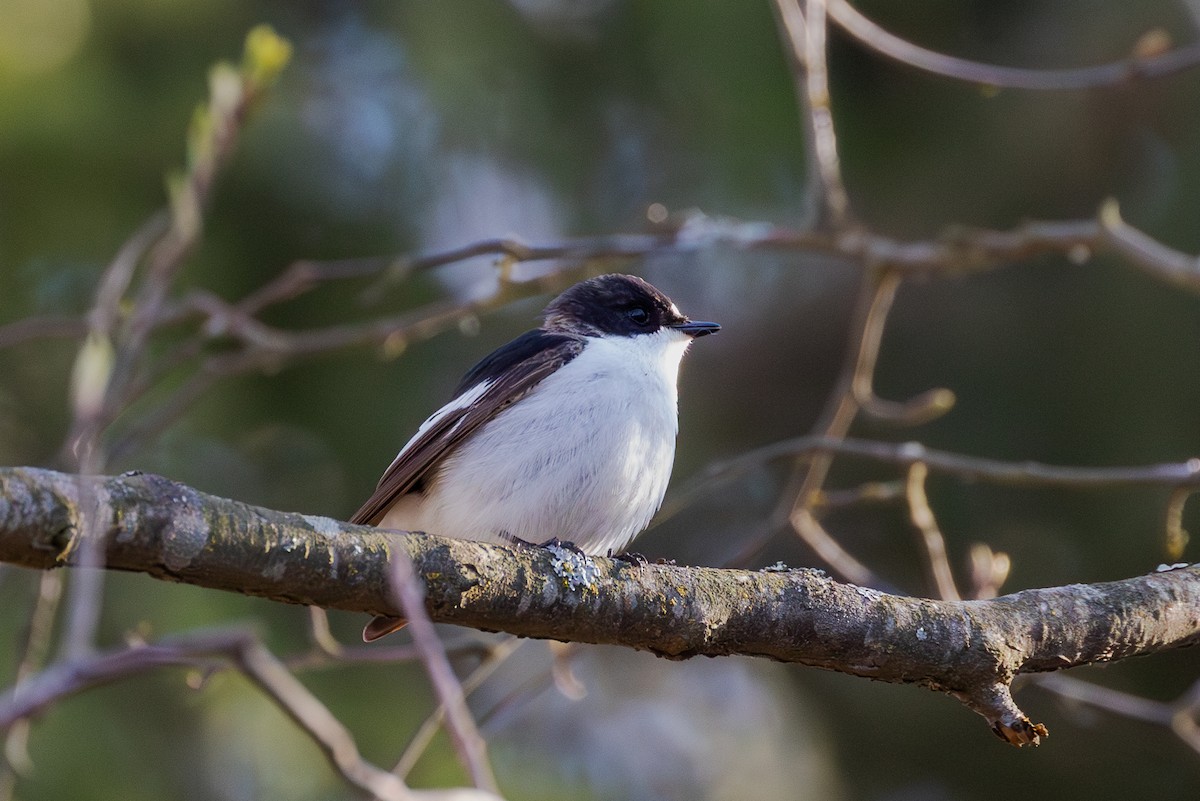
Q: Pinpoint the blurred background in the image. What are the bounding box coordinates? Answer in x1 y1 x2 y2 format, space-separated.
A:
2 0 1200 799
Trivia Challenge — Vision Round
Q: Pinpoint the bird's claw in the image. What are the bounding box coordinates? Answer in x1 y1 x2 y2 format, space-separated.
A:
539 536 586 556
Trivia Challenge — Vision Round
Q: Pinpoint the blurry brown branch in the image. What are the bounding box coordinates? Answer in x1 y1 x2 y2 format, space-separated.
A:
905 462 961 602
391 548 499 794
790 268 953 571
0 316 89 349
667 434 1200 569
10 199 1200 353
0 627 415 801
63 29 291 474
828 0 1200 90
103 268 587 465
774 0 853 227
154 199 1200 293
770 270 904 584
678 435 1200 497
395 638 522 780
7 202 1200 409
2 466 1198 748
1032 674 1200 756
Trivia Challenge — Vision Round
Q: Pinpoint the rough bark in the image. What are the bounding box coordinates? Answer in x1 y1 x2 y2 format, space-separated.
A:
2 466 1198 745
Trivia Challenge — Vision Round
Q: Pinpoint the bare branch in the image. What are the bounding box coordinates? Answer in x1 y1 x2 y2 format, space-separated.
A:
0 316 89 350
59 29 291 477
828 0 1200 90
0 628 414 801
104 269 586 465
846 271 955 425
2 572 63 778
391 548 499 794
395 640 522 781
2 466 1197 746
232 633 416 801
1098 199 1200 292
773 0 853 227
765 268 916 583
722 271 892 575
905 463 960 601
1033 674 1200 757
682 435 1200 496
8 207 1200 362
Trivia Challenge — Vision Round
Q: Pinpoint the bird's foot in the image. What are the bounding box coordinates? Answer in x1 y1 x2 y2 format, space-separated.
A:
539 536 586 556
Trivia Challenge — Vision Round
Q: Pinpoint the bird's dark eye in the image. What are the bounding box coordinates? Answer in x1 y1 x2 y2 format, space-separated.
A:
626 306 651 325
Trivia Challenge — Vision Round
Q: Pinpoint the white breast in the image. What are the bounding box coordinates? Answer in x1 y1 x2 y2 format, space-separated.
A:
381 328 693 555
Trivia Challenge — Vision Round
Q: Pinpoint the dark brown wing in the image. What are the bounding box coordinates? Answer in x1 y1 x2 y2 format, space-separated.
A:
349 332 583 526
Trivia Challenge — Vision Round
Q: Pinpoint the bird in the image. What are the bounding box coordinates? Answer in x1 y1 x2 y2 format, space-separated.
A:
350 273 719 640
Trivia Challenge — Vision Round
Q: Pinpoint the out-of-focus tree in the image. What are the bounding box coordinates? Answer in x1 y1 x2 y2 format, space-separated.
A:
1 2 1199 800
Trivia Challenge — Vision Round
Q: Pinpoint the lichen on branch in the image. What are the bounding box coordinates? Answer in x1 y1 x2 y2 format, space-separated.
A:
1 466 1197 746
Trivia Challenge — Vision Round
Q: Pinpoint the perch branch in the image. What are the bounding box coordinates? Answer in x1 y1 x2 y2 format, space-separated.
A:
1 467 1197 746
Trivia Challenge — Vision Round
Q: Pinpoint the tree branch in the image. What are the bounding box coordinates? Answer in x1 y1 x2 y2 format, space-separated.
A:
828 0 1200 90
1 466 1197 746
0 628 415 801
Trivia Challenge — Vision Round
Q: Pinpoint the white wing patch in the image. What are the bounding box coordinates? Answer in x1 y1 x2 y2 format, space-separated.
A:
384 379 493 475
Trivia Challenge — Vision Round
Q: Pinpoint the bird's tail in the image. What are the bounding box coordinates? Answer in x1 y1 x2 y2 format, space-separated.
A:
362 615 409 641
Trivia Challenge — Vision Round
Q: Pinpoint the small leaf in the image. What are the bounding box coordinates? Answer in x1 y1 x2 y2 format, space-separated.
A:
242 25 292 89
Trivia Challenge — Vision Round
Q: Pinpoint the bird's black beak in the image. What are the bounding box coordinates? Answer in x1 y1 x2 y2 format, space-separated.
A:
671 320 721 338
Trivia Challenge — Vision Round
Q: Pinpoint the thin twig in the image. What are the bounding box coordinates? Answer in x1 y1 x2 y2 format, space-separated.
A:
2 572 63 779
0 316 89 350
828 0 1200 90
1033 674 1173 726
0 629 414 800
667 436 1200 552
233 637 415 801
8 210 1200 359
848 273 955 425
58 474 111 660
715 267 903 580
817 480 905 508
1033 673 1200 756
236 258 400 317
105 269 585 465
905 463 960 601
777 269 907 583
1098 198 1200 293
682 435 1200 496
390 548 500 794
793 270 901 506
774 0 853 227
394 638 523 780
